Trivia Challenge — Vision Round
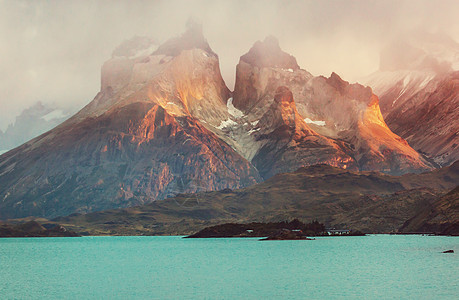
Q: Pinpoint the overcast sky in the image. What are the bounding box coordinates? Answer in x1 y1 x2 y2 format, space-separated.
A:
1 0 458 130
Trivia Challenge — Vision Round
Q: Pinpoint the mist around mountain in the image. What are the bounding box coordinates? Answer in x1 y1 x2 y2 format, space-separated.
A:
0 102 73 154
363 30 459 166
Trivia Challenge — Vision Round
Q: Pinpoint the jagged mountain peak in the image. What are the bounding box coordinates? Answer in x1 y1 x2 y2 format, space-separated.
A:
362 31 459 166
74 22 231 128
325 72 348 93
251 85 357 179
153 19 215 57
233 37 310 113
231 36 432 175
240 36 300 70
323 72 374 104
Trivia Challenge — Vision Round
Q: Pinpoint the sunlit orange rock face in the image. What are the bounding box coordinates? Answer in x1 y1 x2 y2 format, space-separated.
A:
0 97 261 219
233 37 433 176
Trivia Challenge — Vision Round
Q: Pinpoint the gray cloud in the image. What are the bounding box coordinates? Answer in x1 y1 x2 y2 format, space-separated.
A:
0 0 458 129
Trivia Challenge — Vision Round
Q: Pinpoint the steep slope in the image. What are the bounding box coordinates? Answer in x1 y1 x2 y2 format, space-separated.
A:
381 72 459 166
0 24 260 219
232 37 432 175
400 186 459 235
363 32 459 166
52 162 459 235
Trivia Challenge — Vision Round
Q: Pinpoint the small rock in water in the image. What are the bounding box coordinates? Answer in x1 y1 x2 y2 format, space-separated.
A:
442 250 454 253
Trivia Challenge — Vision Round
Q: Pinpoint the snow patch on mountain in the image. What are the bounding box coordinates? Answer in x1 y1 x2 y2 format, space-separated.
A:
41 109 68 122
419 74 435 88
227 98 244 118
362 70 437 100
112 36 159 59
216 118 238 130
304 118 326 126
247 128 261 134
127 44 158 59
403 74 411 87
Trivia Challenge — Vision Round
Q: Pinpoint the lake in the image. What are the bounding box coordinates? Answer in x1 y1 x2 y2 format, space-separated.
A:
0 235 458 299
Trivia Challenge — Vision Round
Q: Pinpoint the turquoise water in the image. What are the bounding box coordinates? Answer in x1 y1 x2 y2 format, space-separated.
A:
0 235 458 299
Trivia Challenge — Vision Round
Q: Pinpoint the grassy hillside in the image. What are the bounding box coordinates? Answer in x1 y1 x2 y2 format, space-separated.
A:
45 162 459 235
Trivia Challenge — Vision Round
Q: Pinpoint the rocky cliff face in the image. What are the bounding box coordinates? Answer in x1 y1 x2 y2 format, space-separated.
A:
232 37 432 175
251 86 356 178
233 36 311 117
363 33 459 166
365 71 459 166
0 100 260 219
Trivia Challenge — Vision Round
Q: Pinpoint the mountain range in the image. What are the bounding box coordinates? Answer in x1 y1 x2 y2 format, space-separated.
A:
363 31 459 166
0 23 456 221
0 102 73 155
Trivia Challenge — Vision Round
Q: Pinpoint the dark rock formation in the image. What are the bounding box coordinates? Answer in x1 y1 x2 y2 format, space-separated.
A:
186 219 326 238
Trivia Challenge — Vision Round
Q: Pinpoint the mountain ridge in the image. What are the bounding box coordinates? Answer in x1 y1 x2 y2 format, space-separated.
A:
363 32 459 166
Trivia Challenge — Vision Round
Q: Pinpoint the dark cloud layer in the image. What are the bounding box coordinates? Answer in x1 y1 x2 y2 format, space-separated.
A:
1 0 458 129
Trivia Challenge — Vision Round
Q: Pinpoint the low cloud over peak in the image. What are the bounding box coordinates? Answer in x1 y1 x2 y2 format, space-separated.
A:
0 0 458 129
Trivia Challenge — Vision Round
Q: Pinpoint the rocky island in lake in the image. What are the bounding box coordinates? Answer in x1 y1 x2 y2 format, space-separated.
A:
186 219 364 240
